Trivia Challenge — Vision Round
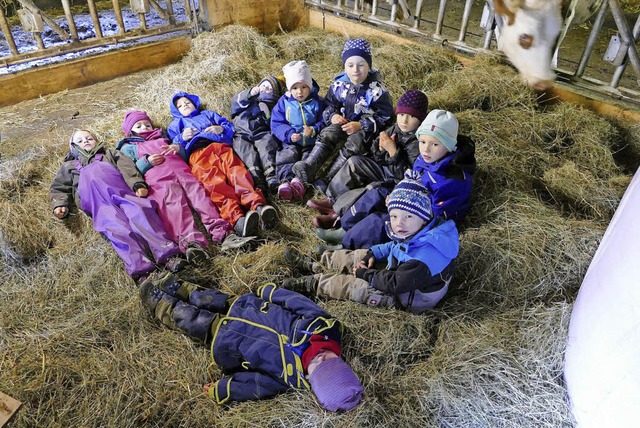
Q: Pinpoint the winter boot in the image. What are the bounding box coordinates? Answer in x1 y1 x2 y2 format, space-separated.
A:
257 205 278 229
290 177 306 200
312 212 340 229
278 181 293 201
291 142 333 183
164 255 188 273
284 247 322 274
322 151 349 184
234 210 259 237
316 227 346 244
306 198 335 214
282 274 321 297
185 242 208 265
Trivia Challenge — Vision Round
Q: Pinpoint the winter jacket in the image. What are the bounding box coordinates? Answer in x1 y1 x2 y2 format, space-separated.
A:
50 143 146 214
323 70 394 140
412 135 476 223
208 284 343 404
370 123 420 181
230 88 276 141
168 91 235 157
115 130 188 175
271 80 325 147
355 217 459 314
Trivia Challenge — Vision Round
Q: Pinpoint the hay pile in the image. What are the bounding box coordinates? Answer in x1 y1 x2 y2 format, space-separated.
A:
1 25 638 427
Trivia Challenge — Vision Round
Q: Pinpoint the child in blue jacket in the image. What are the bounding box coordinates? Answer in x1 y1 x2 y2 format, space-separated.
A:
271 60 325 200
139 274 363 411
291 38 394 187
283 175 459 314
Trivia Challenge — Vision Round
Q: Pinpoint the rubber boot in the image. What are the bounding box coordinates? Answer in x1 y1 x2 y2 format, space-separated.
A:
322 151 349 184
292 142 333 183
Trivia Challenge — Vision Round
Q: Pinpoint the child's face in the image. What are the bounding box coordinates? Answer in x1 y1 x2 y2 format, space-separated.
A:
175 97 196 116
307 349 340 376
131 119 153 134
344 55 370 85
72 130 98 152
258 81 274 94
396 113 421 133
389 208 427 238
290 82 311 102
419 134 450 163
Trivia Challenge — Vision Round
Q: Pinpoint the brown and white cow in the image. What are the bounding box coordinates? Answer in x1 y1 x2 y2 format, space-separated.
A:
493 0 604 89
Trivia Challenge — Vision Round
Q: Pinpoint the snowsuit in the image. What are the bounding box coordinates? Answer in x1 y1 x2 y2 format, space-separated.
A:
412 135 476 222
316 217 459 314
293 70 394 184
271 81 325 183
325 122 419 200
140 277 343 403
230 88 279 190
49 144 180 277
116 129 232 250
167 92 266 225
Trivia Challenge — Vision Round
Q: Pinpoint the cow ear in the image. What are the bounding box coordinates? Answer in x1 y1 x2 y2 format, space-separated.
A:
518 34 533 49
493 0 516 26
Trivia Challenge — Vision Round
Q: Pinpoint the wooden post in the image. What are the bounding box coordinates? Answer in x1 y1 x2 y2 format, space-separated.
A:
86 0 104 38
165 0 176 24
112 0 127 35
0 7 19 56
60 0 78 40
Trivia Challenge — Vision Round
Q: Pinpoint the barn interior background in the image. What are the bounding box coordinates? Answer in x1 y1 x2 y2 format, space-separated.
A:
1 0 640 427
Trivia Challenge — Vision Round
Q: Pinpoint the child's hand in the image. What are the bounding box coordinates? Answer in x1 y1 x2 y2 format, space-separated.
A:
147 154 165 166
341 121 361 135
182 127 195 141
352 260 371 274
302 126 314 137
250 86 260 96
53 206 68 219
204 125 224 134
160 144 179 156
291 133 302 143
331 114 348 125
136 188 148 198
379 132 398 156
202 383 212 396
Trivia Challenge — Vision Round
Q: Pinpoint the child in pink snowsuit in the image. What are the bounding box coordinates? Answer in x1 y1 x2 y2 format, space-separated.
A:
117 111 234 262
50 129 183 281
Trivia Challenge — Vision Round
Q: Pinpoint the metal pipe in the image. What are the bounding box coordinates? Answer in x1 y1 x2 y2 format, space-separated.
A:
435 0 447 36
390 0 398 22
371 0 378 16
86 0 103 38
608 0 640 85
60 0 78 40
458 0 474 42
111 0 126 35
611 13 640 87
0 6 19 55
413 0 424 29
483 11 496 49
575 0 608 77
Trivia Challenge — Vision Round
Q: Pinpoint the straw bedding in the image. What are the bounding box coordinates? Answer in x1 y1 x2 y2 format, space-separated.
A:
1 24 638 427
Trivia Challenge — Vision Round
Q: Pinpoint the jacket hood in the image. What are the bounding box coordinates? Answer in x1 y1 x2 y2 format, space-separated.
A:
386 217 459 259
68 141 105 161
415 134 476 179
170 91 201 119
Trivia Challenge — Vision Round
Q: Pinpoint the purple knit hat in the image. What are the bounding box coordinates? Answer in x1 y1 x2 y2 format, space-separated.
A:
396 90 429 122
309 357 363 411
342 38 372 68
122 110 152 136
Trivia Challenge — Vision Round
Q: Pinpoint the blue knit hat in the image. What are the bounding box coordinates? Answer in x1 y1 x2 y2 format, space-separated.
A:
387 172 432 222
342 38 372 68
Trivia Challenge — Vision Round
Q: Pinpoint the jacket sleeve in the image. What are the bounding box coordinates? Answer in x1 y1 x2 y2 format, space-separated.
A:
201 110 235 145
357 259 433 295
370 241 392 261
231 89 254 118
322 83 342 125
430 177 471 220
167 119 187 147
270 99 295 143
119 143 153 175
385 135 419 180
258 284 331 320
210 371 290 404
359 89 394 139
311 97 327 136
110 150 147 191
49 164 75 214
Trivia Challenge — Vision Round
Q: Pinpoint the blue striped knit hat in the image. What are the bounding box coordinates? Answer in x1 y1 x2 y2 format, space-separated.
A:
387 171 432 222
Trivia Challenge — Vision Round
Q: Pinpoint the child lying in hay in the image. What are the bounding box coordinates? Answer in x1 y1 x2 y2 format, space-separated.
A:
292 38 394 186
138 274 363 411
49 129 185 281
117 110 237 263
230 75 286 195
168 91 278 236
283 174 459 314
272 60 326 201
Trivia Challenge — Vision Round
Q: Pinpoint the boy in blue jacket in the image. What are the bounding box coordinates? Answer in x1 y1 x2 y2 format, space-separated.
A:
139 274 363 411
271 60 326 200
292 38 394 187
283 175 459 314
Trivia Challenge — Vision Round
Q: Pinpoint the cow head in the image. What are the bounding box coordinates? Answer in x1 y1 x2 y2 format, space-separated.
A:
494 0 564 90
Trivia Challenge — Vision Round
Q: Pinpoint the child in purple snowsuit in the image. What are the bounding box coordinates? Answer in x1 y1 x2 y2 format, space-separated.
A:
50 129 182 280
117 111 234 262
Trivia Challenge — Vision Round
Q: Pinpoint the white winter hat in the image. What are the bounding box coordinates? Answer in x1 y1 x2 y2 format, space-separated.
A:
282 60 313 91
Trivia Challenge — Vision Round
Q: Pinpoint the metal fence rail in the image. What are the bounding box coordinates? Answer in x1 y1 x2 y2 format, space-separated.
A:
0 0 196 69
307 0 640 106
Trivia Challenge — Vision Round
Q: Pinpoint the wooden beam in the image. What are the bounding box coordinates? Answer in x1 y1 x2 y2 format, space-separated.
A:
0 36 191 108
